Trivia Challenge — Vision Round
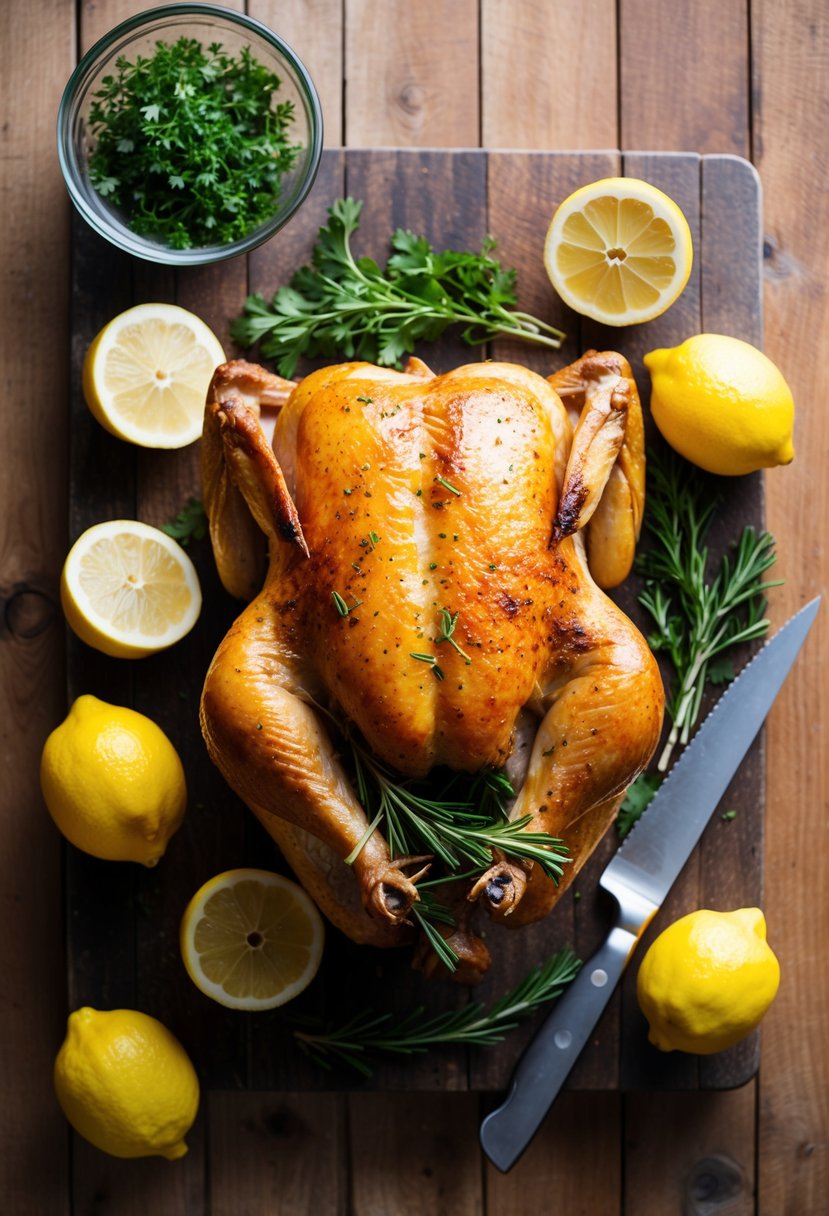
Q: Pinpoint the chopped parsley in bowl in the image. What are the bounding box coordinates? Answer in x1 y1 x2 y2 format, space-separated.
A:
58 4 323 265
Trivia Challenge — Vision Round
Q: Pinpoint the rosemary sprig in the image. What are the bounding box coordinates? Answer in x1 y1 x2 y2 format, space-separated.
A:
638 448 781 771
294 948 582 1075
345 743 569 881
410 890 459 973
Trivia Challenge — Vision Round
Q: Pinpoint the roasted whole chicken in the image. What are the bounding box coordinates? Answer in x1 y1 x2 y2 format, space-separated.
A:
200 352 664 979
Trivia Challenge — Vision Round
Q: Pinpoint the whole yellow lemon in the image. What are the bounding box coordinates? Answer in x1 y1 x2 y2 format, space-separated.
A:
54 1007 199 1159
636 907 780 1054
644 334 795 475
40 694 186 865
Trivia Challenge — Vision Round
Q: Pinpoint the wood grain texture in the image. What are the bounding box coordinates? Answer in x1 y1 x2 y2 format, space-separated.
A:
624 1087 757 1216
252 0 344 145
344 0 479 146
484 1091 622 1213
70 1113 207 1216
349 1093 483 1215
752 2 829 1211
0 0 74 1210
482 0 618 150
619 0 750 155
209 1093 346 1214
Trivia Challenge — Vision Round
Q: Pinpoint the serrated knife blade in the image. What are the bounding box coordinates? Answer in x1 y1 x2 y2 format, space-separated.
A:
480 596 820 1173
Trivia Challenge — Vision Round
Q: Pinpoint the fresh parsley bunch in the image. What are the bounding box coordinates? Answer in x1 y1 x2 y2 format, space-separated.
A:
232 197 565 376
88 38 300 249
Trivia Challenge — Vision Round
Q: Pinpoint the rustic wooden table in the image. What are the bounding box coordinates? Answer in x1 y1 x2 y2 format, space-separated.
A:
2 1 827 1212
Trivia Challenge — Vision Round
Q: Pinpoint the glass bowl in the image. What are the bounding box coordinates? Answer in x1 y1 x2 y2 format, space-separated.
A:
57 3 323 265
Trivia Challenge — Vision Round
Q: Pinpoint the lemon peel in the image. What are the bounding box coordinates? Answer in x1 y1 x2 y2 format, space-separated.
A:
54 1006 199 1159
40 694 186 865
645 333 795 476
636 907 780 1054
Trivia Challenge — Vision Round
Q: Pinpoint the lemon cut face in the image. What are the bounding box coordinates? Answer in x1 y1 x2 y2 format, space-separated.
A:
83 303 225 448
180 869 325 1011
544 177 693 326
61 519 202 658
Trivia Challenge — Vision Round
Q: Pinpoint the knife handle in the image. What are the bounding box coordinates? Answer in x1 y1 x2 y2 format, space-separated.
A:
480 923 637 1173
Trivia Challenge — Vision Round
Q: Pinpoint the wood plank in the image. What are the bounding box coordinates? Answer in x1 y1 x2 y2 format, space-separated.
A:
614 151 705 1094
71 1110 207 1216
209 1093 346 1214
344 0 479 147
484 1091 622 1213
0 0 74 1209
624 1087 757 1216
349 1093 483 1215
752 2 829 1212
618 0 750 155
251 0 344 146
696 154 765 1092
481 0 618 150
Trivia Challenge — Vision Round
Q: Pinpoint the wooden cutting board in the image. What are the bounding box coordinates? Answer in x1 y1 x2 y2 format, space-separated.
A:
66 148 765 1093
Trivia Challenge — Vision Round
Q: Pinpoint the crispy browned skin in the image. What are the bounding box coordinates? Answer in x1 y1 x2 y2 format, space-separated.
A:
200 356 664 966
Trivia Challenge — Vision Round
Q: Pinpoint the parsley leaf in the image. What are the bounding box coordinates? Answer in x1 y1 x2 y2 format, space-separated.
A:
87 37 301 249
161 496 208 547
231 198 566 376
616 772 663 839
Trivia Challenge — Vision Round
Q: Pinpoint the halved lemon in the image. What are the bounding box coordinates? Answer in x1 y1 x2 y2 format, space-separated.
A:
544 177 693 326
60 520 202 659
179 869 324 1011
82 303 226 448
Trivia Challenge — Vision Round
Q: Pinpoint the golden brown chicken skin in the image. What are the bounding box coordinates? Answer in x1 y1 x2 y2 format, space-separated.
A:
200 354 664 965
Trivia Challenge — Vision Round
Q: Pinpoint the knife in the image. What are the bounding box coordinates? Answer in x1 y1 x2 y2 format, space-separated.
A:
480 595 820 1173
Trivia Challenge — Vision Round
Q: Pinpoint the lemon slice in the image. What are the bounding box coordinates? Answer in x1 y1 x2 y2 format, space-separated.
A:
544 177 693 326
180 869 324 1011
83 303 226 448
61 520 202 658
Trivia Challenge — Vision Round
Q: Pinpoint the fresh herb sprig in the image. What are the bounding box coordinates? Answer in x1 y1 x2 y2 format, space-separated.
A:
638 448 781 772
161 496 207 547
345 742 569 883
410 889 460 974
294 948 581 1075
231 197 566 377
616 772 662 838
87 38 300 249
